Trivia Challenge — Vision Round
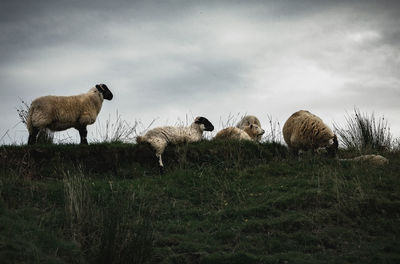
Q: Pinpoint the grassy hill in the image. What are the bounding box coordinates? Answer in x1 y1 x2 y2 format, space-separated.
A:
0 141 399 263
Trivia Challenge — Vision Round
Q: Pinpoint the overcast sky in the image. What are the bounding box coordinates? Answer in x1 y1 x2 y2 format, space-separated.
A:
1 0 399 144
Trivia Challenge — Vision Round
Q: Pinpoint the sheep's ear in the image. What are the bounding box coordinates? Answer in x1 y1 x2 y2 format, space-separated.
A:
95 84 104 92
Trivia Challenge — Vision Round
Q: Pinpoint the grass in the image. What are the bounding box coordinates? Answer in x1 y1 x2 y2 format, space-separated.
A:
92 111 145 144
334 108 393 153
1 140 399 263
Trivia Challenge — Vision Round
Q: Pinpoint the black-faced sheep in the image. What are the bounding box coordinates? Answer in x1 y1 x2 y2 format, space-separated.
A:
215 124 265 141
282 110 338 157
136 116 214 173
27 84 113 145
236 115 263 141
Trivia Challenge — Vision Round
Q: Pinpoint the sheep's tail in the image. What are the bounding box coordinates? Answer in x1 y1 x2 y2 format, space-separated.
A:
26 105 35 134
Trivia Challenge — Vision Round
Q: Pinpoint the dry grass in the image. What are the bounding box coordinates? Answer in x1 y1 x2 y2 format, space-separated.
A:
334 108 392 152
263 114 283 143
93 111 156 144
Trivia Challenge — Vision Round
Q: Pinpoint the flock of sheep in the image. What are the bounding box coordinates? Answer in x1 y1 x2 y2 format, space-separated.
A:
26 84 388 172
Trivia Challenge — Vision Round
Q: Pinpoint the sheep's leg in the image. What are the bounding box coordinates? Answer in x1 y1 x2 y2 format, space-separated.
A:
148 139 167 174
156 153 164 167
156 153 165 174
77 126 88 145
28 127 39 145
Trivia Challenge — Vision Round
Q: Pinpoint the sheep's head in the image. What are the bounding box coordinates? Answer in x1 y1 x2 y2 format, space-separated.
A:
241 115 261 127
96 84 113 100
195 116 214 131
326 134 338 158
243 124 265 140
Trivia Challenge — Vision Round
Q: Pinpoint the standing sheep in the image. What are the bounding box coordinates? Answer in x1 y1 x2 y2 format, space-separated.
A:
136 116 214 173
215 124 265 141
282 110 338 157
236 115 263 141
27 84 113 145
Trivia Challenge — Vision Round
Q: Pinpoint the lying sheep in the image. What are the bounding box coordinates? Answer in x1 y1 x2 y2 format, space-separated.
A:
282 110 338 157
136 116 214 173
340 154 389 167
236 115 263 141
215 124 265 141
27 84 113 145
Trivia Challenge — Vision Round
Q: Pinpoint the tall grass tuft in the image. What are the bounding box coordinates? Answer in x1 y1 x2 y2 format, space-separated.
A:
334 108 392 153
263 114 282 143
63 167 154 263
93 111 139 143
96 189 154 264
63 166 94 243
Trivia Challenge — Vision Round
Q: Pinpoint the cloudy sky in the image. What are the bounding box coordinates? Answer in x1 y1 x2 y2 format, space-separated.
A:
1 0 399 144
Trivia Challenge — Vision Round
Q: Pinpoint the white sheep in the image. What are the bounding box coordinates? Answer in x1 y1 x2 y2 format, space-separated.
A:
136 116 214 173
340 154 389 167
282 110 338 157
236 115 263 141
215 124 265 141
27 84 113 145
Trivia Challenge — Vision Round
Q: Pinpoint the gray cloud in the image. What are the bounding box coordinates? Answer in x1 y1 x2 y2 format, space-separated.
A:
1 0 400 144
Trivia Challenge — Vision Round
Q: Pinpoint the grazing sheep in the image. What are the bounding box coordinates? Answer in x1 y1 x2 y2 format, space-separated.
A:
236 115 263 141
282 110 338 157
27 84 113 145
340 154 389 167
136 116 214 173
215 124 265 141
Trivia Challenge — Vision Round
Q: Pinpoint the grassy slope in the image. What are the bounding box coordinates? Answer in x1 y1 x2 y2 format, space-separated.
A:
0 141 399 264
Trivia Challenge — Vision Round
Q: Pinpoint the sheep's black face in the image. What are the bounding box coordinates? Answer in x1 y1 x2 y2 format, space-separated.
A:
96 84 113 100
195 116 214 131
326 134 339 158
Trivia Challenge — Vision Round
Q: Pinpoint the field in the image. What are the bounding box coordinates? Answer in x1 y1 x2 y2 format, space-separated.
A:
0 140 399 263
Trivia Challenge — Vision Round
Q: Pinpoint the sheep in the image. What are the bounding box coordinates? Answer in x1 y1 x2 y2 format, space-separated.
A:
27 84 113 145
215 124 265 141
136 116 214 173
340 154 389 167
236 115 263 141
236 115 261 128
282 110 338 157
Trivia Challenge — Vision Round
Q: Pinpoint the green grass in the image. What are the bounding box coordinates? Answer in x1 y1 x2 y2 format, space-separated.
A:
1 141 399 263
